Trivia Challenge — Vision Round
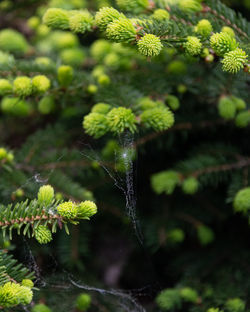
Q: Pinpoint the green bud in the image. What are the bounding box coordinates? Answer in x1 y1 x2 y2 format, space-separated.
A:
179 0 202 12
116 0 149 13
69 10 93 33
167 228 185 243
13 76 32 96
57 65 73 87
140 107 174 131
87 84 98 94
83 112 109 138
57 201 78 219
182 177 199 194
210 32 237 57
32 75 51 93
76 293 91 311
165 95 180 111
0 282 33 308
152 9 170 21
218 96 236 120
107 107 137 134
151 170 180 195
233 187 250 214
95 7 124 31
0 148 8 160
1 97 32 117
184 36 202 56
97 74 111 85
167 60 187 75
225 298 245 312
37 185 54 205
0 79 12 96
38 96 55 115
77 201 97 219
235 111 250 128
91 102 111 114
221 48 248 74
43 8 70 29
34 225 53 244
221 26 235 38
197 225 215 245
0 29 29 54
32 304 52 312
196 19 213 38
137 34 163 57
27 16 40 30
180 287 198 303
60 48 85 66
156 289 182 310
106 18 137 43
21 279 34 288
90 39 112 61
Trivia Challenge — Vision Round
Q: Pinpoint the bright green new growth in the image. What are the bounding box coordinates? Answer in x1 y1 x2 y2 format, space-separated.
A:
210 32 237 56
184 36 202 56
13 76 33 97
38 96 55 114
180 287 198 303
76 293 91 311
116 0 149 12
60 48 85 66
37 185 55 205
196 19 213 38
233 187 250 214
83 112 109 138
57 65 74 87
0 29 29 54
91 102 111 114
197 225 215 245
43 8 70 29
167 228 185 243
156 289 182 310
0 147 14 164
32 304 52 312
179 0 202 13
235 111 250 127
165 95 180 111
222 26 235 37
57 200 97 219
107 107 137 134
69 10 93 33
182 177 199 194
0 79 12 96
106 18 137 43
95 7 124 31
151 170 180 195
34 225 53 244
1 97 32 117
137 34 163 57
90 39 112 61
218 96 236 120
0 282 33 308
21 279 34 288
57 201 78 219
140 107 174 131
152 9 170 21
32 75 51 93
225 298 245 312
97 74 111 85
221 48 248 74
77 201 98 219
231 96 246 110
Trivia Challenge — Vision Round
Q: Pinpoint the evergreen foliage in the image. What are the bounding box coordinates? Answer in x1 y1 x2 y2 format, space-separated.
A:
0 0 249 310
